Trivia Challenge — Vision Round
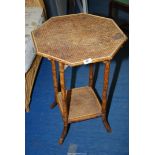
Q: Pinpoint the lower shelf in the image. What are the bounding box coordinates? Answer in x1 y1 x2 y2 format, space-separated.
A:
57 86 102 123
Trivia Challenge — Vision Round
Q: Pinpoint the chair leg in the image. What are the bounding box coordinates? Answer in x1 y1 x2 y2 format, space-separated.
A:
102 61 112 132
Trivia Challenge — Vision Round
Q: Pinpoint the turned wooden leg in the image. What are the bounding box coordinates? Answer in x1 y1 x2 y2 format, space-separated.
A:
50 60 59 109
89 63 94 88
102 61 112 132
58 62 69 144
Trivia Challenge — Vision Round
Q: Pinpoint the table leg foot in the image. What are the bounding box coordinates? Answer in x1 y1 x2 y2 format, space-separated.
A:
50 101 57 109
102 114 112 133
58 125 68 144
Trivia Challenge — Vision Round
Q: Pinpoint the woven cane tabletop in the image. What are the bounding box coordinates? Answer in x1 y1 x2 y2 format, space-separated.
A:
32 13 127 66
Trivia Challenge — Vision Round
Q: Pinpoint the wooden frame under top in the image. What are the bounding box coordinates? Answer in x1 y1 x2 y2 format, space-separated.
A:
25 0 46 112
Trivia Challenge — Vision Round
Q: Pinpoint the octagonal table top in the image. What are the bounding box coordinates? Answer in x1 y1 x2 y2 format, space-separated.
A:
32 13 127 66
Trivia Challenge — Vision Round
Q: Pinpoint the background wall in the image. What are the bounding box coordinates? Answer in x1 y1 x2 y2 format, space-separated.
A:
43 0 129 24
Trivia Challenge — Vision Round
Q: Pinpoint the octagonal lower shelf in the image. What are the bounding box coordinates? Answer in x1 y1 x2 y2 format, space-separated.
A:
57 86 102 123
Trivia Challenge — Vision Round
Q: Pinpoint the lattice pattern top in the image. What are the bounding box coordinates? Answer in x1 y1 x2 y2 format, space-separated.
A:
32 13 127 66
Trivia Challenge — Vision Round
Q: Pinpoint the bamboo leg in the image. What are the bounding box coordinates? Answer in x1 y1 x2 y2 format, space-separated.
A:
89 63 93 88
50 60 58 109
58 62 69 144
102 61 112 132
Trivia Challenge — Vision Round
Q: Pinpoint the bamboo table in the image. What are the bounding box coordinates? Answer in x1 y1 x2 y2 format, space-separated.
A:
32 13 127 144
